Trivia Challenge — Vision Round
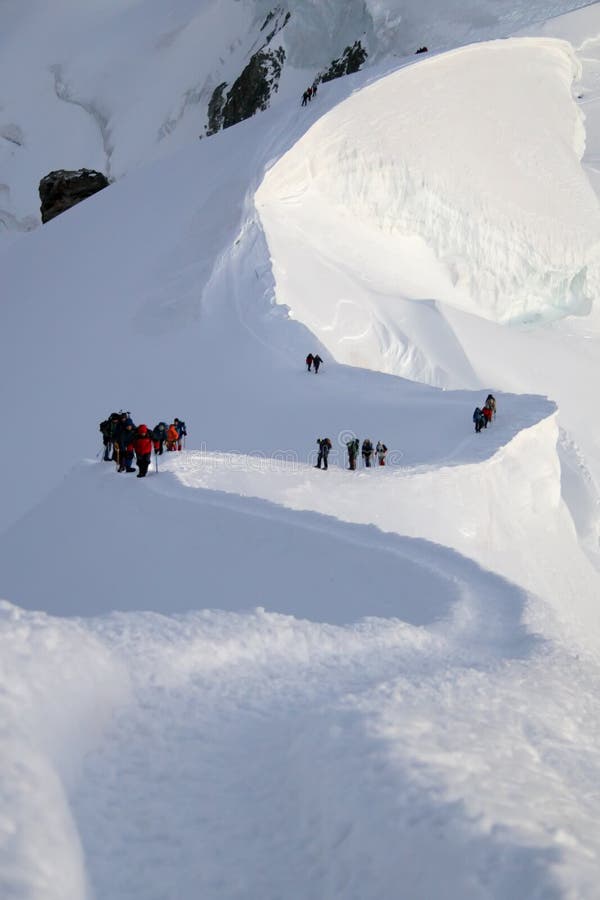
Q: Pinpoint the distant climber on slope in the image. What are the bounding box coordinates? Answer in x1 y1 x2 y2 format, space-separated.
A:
315 437 332 470
134 425 153 478
376 441 388 466
114 412 136 471
473 407 485 434
301 90 308 107
362 438 374 468
166 423 180 451
347 437 359 470
119 422 136 472
152 421 168 455
306 353 314 372
99 412 119 461
173 417 187 450
486 394 497 418
482 404 493 428
313 354 323 374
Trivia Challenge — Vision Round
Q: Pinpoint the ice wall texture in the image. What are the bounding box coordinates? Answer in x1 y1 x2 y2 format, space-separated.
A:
258 38 600 328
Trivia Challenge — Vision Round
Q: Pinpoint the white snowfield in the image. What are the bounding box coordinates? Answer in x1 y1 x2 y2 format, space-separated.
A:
3 3 600 900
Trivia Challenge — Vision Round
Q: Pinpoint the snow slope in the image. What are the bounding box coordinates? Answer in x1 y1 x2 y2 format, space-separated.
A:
3 3 600 899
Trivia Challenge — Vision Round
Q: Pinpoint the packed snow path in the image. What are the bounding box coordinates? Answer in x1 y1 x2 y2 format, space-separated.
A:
4 419 600 899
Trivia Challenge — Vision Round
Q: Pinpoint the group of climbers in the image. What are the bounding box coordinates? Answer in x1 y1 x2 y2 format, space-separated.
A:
306 353 323 373
151 419 187 453
301 84 318 106
99 412 187 478
346 438 387 470
99 368 497 482
473 395 496 434
315 437 388 471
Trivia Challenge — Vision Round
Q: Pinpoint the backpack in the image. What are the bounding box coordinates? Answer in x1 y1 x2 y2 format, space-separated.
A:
363 440 373 453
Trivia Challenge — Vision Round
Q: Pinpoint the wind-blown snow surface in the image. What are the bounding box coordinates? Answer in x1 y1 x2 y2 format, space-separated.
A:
4 4 600 900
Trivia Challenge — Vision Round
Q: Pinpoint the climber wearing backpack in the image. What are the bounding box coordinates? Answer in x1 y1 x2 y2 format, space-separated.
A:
347 437 359 471
134 425 153 478
166 423 179 451
306 353 314 372
152 422 168 455
123 422 137 472
99 412 119 461
486 395 497 418
473 408 485 434
315 437 332 470
114 413 135 471
482 404 493 427
173 417 187 450
362 438 374 468
313 354 323 374
376 441 388 466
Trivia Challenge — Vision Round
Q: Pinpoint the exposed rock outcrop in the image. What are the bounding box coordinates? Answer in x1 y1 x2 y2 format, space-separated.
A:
39 168 109 224
206 82 228 136
204 6 290 136
321 40 368 82
222 48 285 130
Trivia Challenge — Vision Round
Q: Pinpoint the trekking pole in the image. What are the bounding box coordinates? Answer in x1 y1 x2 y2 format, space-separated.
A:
155 449 159 474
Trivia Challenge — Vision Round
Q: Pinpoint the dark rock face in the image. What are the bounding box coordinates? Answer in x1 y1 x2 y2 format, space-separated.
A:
321 41 368 83
206 82 228 136
39 168 109 224
204 6 290 136
222 47 285 130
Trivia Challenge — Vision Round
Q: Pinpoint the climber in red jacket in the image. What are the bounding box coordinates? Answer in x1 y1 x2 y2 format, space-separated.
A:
133 425 153 477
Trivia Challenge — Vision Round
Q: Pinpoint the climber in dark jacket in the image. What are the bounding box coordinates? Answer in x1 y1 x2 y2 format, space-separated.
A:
473 407 486 434
347 437 359 470
315 437 332 470
173 418 187 450
152 422 168 455
113 413 135 471
99 412 119 461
